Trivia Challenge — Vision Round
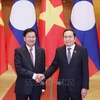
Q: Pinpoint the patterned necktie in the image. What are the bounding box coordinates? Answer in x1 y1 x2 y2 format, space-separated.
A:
29 48 34 64
67 48 71 64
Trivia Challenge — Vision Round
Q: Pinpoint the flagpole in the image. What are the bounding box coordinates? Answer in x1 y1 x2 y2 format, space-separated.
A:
50 77 53 100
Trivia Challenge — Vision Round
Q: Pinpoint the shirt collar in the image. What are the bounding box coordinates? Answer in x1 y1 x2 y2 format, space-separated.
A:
26 45 35 51
66 44 75 50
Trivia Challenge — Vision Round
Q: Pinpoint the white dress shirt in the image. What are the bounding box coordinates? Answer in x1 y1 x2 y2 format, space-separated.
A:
66 44 75 58
26 45 36 79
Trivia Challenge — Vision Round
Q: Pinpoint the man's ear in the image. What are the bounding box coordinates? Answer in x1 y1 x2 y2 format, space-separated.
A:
23 37 25 42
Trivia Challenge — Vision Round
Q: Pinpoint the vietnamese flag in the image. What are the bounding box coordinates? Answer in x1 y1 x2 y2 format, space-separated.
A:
38 0 66 72
38 1 65 99
0 0 7 75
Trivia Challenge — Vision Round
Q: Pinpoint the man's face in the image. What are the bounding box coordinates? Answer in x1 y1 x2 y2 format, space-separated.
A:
24 31 36 47
64 31 76 47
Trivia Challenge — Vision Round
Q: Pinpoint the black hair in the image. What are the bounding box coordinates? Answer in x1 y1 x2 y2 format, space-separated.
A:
23 28 36 37
63 29 76 37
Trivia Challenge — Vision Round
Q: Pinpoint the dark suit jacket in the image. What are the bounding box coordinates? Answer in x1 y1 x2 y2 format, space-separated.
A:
44 44 89 94
14 45 45 95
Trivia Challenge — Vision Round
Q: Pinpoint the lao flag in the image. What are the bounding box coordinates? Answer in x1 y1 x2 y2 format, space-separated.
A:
6 0 39 70
70 0 100 77
0 0 7 75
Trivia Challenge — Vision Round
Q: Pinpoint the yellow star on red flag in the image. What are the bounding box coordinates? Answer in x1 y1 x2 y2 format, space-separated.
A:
39 0 65 35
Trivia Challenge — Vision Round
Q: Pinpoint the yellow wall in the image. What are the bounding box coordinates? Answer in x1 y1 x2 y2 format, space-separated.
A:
93 0 100 26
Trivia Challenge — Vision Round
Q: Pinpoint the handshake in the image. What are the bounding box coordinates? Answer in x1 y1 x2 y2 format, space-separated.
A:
35 74 45 83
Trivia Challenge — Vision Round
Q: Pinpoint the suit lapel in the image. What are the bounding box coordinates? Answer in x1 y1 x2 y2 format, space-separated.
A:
35 47 40 67
62 46 68 65
70 45 79 65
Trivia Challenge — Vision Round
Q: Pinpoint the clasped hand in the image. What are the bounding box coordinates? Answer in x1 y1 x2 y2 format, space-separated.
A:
35 74 45 83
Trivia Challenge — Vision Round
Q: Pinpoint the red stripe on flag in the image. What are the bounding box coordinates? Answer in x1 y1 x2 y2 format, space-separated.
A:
6 27 20 71
88 57 98 77
0 26 7 75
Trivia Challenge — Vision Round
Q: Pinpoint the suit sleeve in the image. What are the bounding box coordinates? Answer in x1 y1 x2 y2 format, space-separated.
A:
82 48 89 89
14 49 33 78
44 49 59 80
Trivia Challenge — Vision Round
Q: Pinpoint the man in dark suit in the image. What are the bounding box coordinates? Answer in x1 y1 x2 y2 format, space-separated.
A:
37 29 89 100
14 28 45 100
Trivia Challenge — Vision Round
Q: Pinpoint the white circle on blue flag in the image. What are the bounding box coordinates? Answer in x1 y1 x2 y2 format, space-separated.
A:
71 1 95 31
10 1 36 30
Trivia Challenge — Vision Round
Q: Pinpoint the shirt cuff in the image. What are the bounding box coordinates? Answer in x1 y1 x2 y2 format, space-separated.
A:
32 73 36 80
42 89 45 92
